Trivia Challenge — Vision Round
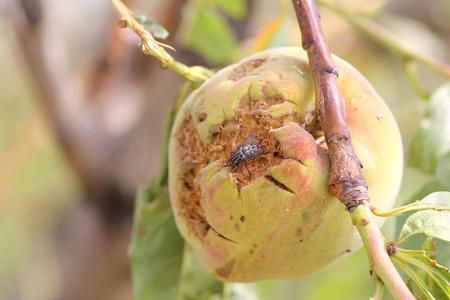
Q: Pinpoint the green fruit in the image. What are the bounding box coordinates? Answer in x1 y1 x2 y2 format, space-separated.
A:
169 47 403 282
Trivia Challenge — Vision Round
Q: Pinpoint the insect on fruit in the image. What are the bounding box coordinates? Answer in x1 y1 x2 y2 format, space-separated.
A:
228 137 265 167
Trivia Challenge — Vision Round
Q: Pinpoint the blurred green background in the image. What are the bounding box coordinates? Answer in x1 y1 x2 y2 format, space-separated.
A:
0 0 449 299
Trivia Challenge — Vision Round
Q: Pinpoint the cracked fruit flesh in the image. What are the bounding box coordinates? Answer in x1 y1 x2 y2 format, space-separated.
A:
168 47 403 282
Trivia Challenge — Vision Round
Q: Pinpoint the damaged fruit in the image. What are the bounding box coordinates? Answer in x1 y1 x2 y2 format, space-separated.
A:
168 47 403 282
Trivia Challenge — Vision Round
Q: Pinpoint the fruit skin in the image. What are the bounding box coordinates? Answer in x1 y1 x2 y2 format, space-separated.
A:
168 47 403 282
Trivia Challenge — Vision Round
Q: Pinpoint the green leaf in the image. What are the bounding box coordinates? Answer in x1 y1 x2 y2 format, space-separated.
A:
399 210 450 241
409 83 450 174
129 183 224 300
394 257 436 300
134 14 169 39
421 237 437 257
208 0 247 19
419 191 450 207
178 246 224 300
399 192 450 243
182 8 238 65
129 184 185 300
395 249 450 299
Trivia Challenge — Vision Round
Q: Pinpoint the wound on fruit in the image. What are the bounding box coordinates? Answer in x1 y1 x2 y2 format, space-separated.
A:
169 47 403 281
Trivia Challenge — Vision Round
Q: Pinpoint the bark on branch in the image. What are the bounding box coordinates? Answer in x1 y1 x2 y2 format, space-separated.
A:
291 1 415 299
292 0 368 211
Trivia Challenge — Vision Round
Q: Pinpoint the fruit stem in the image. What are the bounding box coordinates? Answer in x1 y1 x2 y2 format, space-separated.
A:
371 201 450 218
291 1 415 299
108 0 213 85
318 0 450 80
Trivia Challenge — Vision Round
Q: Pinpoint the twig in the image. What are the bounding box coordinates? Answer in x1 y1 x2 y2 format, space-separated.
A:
291 1 415 299
87 0 186 96
371 201 450 218
108 0 212 85
404 61 431 101
292 0 368 211
318 0 450 80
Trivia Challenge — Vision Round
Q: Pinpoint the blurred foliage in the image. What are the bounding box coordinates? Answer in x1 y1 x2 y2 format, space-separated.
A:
129 179 224 300
409 83 450 174
129 185 185 300
320 0 387 15
394 248 449 300
180 0 246 65
1 0 450 300
0 33 77 299
412 152 450 201
394 191 450 298
180 246 224 300
398 192 450 244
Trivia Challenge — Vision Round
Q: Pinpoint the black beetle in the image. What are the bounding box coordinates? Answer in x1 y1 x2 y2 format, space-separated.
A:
228 138 265 167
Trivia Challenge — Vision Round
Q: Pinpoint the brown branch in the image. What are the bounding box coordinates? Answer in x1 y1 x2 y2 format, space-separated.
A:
292 0 367 211
12 0 105 182
291 1 415 299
